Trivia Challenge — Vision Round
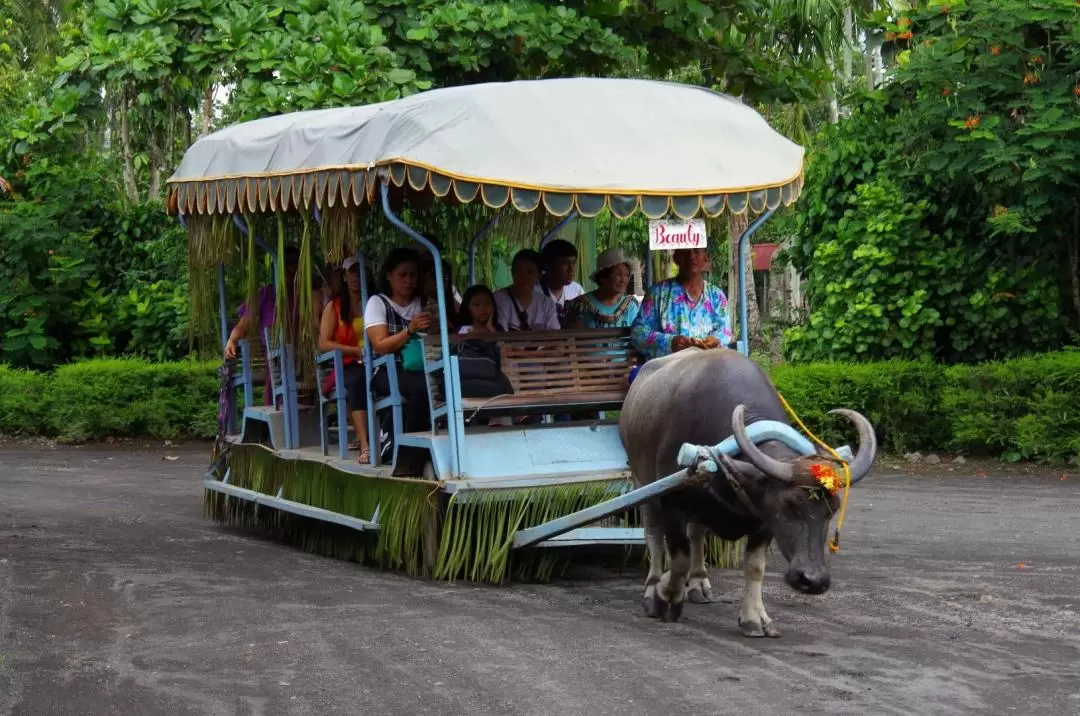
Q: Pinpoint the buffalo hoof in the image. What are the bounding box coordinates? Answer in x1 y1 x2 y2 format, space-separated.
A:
739 619 781 638
643 596 663 619
687 585 714 604
662 599 684 623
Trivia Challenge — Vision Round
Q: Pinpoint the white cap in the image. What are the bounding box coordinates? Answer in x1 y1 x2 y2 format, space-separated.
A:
592 248 634 282
342 256 359 271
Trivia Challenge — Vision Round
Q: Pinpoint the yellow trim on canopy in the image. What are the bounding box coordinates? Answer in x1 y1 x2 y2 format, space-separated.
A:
169 163 805 221
166 157 803 199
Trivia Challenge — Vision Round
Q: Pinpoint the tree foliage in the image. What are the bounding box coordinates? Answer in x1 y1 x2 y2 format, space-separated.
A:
0 0 921 367
785 0 1080 364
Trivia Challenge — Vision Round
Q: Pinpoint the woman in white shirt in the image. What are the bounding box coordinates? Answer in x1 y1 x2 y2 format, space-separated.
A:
363 248 434 472
493 249 560 331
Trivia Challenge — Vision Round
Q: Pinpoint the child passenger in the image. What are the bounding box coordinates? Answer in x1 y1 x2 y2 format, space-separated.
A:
458 285 498 335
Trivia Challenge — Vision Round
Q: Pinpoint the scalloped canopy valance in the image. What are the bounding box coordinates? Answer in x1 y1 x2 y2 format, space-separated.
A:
168 78 805 221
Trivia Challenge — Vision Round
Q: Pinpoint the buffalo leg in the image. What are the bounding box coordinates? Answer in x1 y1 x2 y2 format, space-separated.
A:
656 506 690 622
739 534 780 638
686 521 714 604
640 501 667 619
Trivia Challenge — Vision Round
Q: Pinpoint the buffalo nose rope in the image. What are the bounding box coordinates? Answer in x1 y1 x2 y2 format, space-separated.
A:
776 392 852 554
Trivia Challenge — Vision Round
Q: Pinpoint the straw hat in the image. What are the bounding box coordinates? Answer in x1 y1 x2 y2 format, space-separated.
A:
592 248 635 282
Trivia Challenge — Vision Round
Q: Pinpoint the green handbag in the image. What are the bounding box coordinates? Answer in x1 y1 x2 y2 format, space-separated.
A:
400 334 425 372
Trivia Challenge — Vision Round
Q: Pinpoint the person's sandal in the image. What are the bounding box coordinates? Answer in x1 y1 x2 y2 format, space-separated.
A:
357 448 370 464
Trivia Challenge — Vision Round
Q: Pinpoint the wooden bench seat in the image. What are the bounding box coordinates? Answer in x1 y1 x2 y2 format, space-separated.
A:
423 329 637 416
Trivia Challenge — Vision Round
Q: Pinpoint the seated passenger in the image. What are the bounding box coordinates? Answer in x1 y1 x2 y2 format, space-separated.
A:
539 239 585 328
318 257 370 462
455 285 514 400
567 248 640 329
494 249 560 331
630 247 732 359
458 285 499 335
414 239 463 306
421 256 460 333
224 247 318 406
364 248 434 472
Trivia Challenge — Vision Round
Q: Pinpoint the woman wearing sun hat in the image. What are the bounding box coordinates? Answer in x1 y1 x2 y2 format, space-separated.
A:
566 247 641 329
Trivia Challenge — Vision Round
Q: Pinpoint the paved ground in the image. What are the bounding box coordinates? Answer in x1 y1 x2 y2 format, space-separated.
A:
1 444 1078 716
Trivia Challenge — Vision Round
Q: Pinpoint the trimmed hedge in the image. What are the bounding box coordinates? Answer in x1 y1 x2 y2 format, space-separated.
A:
769 351 1080 462
0 358 218 443
0 365 49 437
1 352 1078 461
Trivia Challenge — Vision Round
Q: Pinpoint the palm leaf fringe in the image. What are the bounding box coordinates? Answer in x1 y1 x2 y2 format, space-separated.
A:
434 482 619 584
320 203 356 267
205 444 439 574
205 445 746 583
295 214 318 386
187 214 238 352
432 482 744 584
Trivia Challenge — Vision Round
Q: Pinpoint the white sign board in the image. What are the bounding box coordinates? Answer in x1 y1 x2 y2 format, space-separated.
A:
648 219 707 250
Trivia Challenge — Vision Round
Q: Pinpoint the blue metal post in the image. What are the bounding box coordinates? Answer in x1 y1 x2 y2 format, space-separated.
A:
378 183 460 477
231 212 280 412
358 249 380 467
333 350 349 460
736 207 777 355
467 211 505 286
537 210 578 250
283 339 299 449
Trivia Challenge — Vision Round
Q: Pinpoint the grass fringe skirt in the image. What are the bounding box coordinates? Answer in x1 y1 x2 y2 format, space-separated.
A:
205 444 746 583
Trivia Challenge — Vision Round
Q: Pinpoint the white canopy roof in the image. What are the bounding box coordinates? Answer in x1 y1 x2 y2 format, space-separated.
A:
168 78 804 220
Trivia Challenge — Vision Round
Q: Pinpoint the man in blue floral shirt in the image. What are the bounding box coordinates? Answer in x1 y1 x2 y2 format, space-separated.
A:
630 248 732 359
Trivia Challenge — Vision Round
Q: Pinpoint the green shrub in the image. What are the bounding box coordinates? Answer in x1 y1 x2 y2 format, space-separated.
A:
770 351 1080 463
772 359 950 454
1 352 1078 462
44 357 218 442
0 364 49 435
943 351 1080 462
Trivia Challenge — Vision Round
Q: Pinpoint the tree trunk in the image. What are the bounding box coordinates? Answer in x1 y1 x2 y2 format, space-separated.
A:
201 84 214 136
1070 203 1080 329
183 108 192 150
165 100 175 171
727 211 761 351
826 68 840 124
843 7 854 82
119 86 139 204
148 125 164 202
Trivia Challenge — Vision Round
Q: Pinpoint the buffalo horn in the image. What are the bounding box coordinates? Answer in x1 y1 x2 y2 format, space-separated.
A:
828 409 878 484
731 404 794 482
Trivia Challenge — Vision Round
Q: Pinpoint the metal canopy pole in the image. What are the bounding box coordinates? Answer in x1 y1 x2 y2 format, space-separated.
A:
736 207 777 355
357 249 380 467
379 182 461 477
538 209 578 250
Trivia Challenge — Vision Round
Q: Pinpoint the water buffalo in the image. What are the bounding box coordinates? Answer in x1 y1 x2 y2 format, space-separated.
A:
619 347 876 636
